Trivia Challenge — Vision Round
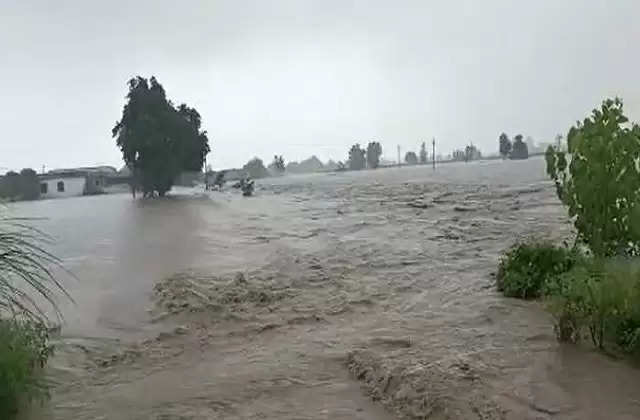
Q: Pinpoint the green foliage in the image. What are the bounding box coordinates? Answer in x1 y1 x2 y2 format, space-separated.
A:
0 170 40 202
243 157 269 179
18 169 40 201
0 218 68 321
497 241 581 299
498 133 511 158
348 144 366 170
0 319 52 418
270 155 285 173
419 142 428 164
366 141 382 169
510 134 528 159
0 216 67 417
546 98 640 257
112 76 210 197
545 259 640 355
404 151 418 165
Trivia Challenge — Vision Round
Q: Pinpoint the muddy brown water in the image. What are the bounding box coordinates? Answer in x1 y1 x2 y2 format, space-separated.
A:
10 157 640 419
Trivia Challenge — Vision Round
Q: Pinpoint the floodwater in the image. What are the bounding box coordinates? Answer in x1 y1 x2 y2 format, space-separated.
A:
11 156 640 419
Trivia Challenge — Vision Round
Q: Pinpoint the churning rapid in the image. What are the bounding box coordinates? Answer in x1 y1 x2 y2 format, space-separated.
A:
17 157 640 419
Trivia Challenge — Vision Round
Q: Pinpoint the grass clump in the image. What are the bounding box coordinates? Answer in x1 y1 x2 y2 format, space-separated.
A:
0 216 69 418
496 241 582 299
0 319 53 417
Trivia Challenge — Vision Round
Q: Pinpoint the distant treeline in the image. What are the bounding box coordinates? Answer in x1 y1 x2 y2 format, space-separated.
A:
0 169 40 201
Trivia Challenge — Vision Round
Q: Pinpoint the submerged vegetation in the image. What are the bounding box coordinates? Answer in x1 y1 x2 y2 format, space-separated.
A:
0 217 68 418
497 242 582 299
499 98 640 359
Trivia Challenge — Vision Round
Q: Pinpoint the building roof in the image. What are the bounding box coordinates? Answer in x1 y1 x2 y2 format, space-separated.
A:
47 165 117 175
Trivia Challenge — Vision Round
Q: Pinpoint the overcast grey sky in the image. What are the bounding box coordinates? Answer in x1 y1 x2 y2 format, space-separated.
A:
1 0 639 172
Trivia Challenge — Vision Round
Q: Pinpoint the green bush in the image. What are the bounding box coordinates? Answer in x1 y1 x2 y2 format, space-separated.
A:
545 259 640 356
497 241 582 299
0 319 53 418
546 98 640 257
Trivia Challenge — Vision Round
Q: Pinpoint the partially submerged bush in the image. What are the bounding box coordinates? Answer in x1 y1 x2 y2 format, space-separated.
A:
545 259 640 355
497 241 581 299
0 319 52 417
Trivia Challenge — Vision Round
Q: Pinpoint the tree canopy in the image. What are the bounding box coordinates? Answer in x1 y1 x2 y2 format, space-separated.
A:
269 155 285 173
405 151 418 165
348 144 366 170
243 157 269 179
366 142 382 169
0 169 40 201
546 98 640 256
499 133 512 158
112 76 210 197
419 142 428 164
510 134 529 160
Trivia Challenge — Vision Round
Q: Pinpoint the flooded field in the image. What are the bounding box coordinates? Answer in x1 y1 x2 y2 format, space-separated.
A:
13 157 640 419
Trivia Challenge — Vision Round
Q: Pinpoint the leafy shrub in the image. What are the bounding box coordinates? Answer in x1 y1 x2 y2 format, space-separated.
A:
546 98 640 257
545 259 640 355
0 319 53 418
497 241 581 299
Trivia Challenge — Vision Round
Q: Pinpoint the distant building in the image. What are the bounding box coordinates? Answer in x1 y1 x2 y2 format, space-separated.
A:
38 166 114 199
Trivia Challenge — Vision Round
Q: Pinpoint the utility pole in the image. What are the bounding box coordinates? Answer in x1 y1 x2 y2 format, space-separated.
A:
432 138 436 170
397 145 401 167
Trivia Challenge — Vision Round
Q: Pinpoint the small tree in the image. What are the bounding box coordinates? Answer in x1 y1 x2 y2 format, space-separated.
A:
243 157 269 179
366 141 382 169
546 98 640 256
348 144 366 170
510 134 528 159
405 151 418 165
499 133 512 158
269 155 285 173
465 144 480 161
276 155 285 171
419 142 428 164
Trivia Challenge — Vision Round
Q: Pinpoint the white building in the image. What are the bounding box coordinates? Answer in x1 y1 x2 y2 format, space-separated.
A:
39 175 88 199
38 167 112 199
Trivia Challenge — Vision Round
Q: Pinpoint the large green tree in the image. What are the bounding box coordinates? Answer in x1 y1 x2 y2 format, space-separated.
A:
112 76 210 197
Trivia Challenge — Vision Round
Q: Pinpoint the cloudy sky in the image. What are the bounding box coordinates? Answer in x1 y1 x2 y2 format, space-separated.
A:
1 0 639 172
